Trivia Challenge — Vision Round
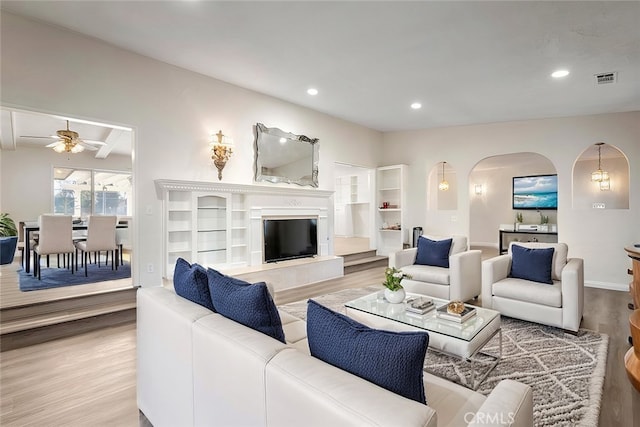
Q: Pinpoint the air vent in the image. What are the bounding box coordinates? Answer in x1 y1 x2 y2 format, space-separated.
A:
595 72 617 85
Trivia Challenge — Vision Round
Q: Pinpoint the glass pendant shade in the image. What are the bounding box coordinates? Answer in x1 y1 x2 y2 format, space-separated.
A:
439 162 449 191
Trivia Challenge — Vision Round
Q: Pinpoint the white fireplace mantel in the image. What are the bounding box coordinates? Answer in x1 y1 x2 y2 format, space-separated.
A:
155 179 334 198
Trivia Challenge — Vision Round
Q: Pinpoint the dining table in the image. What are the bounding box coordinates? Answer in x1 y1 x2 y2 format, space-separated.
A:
22 221 128 274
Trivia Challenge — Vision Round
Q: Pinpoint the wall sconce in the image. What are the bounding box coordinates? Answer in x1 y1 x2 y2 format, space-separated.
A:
591 142 610 191
438 161 449 191
474 184 483 195
210 130 233 180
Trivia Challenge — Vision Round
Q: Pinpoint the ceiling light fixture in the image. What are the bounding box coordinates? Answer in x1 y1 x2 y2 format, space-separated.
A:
410 102 422 110
307 88 318 96
438 161 449 191
551 69 570 78
591 142 610 191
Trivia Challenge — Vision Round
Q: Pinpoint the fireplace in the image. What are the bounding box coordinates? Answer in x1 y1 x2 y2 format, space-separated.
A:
263 217 318 263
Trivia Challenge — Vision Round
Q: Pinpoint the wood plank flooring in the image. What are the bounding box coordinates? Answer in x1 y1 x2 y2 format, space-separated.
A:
1 265 639 426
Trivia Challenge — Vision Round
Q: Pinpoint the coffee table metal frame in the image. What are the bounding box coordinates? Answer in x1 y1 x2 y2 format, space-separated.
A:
344 291 502 390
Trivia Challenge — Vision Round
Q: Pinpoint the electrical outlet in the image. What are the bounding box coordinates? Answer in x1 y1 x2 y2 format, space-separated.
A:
147 263 154 273
592 203 605 209
145 205 153 215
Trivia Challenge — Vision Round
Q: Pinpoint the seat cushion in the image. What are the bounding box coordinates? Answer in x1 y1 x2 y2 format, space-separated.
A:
492 278 562 308
401 264 450 286
173 258 215 311
509 244 554 284
207 268 286 343
306 299 429 404
415 236 452 268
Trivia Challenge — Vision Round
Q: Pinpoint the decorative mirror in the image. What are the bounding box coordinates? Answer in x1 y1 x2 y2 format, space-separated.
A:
254 123 319 187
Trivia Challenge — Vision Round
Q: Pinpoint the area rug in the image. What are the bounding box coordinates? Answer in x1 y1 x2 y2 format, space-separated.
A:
278 286 608 427
18 262 131 291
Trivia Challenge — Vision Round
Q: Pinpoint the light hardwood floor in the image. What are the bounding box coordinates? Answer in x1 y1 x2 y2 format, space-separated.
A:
1 265 639 426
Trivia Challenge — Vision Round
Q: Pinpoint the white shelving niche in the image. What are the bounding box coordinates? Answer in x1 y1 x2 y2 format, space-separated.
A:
159 183 248 278
376 164 408 256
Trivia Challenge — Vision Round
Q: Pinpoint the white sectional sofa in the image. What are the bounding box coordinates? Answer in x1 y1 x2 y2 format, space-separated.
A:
137 287 533 427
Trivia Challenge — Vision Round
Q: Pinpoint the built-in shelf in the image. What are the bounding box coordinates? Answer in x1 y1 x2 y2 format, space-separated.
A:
376 165 407 256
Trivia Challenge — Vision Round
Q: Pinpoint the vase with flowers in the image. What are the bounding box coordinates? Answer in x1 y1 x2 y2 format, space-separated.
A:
382 266 411 304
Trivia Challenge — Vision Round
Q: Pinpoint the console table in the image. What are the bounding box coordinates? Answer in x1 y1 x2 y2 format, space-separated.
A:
499 230 558 254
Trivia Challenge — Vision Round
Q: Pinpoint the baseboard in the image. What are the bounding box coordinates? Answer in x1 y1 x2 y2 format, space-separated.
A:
585 280 627 292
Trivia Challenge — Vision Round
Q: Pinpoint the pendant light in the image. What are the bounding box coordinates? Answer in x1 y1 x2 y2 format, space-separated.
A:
591 142 610 191
438 161 449 191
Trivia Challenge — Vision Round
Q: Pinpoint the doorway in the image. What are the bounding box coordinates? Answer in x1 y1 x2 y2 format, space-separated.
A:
333 163 375 256
0 107 135 308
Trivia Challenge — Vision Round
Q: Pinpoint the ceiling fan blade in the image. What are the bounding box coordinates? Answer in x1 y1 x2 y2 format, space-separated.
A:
20 135 59 139
77 141 98 151
79 138 107 146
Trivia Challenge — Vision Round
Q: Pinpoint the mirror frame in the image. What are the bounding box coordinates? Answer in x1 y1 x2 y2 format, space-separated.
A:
254 123 319 187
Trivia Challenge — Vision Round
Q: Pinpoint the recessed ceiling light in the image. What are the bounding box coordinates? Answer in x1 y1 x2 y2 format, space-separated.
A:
307 88 318 96
551 70 570 78
410 102 422 110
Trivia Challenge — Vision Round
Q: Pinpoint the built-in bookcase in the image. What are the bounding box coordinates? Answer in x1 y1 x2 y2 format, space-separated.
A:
376 164 408 256
161 187 248 278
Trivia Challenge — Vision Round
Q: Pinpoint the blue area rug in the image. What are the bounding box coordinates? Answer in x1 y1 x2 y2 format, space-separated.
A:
18 262 131 291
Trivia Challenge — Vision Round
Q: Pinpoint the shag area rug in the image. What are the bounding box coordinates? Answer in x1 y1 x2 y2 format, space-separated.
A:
18 262 131 291
279 286 608 427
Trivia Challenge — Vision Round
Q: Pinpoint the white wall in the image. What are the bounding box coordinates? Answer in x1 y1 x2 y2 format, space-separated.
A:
382 113 640 289
0 13 383 286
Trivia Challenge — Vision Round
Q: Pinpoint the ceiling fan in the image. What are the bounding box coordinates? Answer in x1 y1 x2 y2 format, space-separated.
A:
21 120 107 153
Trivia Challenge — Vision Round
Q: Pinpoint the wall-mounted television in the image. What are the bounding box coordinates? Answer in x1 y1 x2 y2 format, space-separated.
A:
263 218 318 263
512 174 558 210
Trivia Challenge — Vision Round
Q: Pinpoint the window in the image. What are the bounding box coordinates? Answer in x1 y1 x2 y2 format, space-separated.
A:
53 167 132 217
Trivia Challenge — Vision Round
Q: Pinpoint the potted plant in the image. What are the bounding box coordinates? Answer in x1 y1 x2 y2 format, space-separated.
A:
515 212 523 230
382 266 411 303
0 213 18 265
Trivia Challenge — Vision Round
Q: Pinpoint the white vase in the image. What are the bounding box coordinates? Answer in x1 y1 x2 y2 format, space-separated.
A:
384 287 406 304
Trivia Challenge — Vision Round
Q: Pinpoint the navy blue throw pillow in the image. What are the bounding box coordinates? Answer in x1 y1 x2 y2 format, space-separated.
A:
415 236 453 268
306 299 429 404
173 258 215 311
509 244 555 285
207 268 285 343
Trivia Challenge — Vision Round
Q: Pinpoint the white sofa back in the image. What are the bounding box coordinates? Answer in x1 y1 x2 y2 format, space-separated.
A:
138 287 435 427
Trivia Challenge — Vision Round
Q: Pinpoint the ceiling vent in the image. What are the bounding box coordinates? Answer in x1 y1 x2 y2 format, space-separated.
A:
595 72 617 85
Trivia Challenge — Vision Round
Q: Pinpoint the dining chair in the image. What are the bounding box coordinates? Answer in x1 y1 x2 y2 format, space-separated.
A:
116 218 131 266
32 215 75 280
74 215 118 277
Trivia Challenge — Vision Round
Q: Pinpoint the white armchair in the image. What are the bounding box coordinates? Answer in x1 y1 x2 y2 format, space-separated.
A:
482 242 584 333
389 235 481 302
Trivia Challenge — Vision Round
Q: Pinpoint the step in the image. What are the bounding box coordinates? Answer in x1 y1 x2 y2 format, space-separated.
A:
344 255 388 275
0 287 137 335
341 250 378 264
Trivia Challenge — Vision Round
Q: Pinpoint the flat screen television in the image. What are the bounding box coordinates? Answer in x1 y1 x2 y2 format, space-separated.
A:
512 174 558 210
263 218 318 263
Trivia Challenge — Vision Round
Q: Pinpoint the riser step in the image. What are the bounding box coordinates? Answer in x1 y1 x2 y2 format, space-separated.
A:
341 250 378 263
0 288 137 335
344 256 388 275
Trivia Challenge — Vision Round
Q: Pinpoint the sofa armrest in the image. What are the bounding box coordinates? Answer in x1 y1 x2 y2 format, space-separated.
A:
389 247 418 269
468 379 533 427
481 255 511 309
449 250 481 302
561 258 584 332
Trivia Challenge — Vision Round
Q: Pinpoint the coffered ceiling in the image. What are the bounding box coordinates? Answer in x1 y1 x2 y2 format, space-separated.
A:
1 1 639 134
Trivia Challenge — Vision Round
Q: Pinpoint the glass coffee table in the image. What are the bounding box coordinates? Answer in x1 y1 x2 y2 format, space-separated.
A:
344 291 501 390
